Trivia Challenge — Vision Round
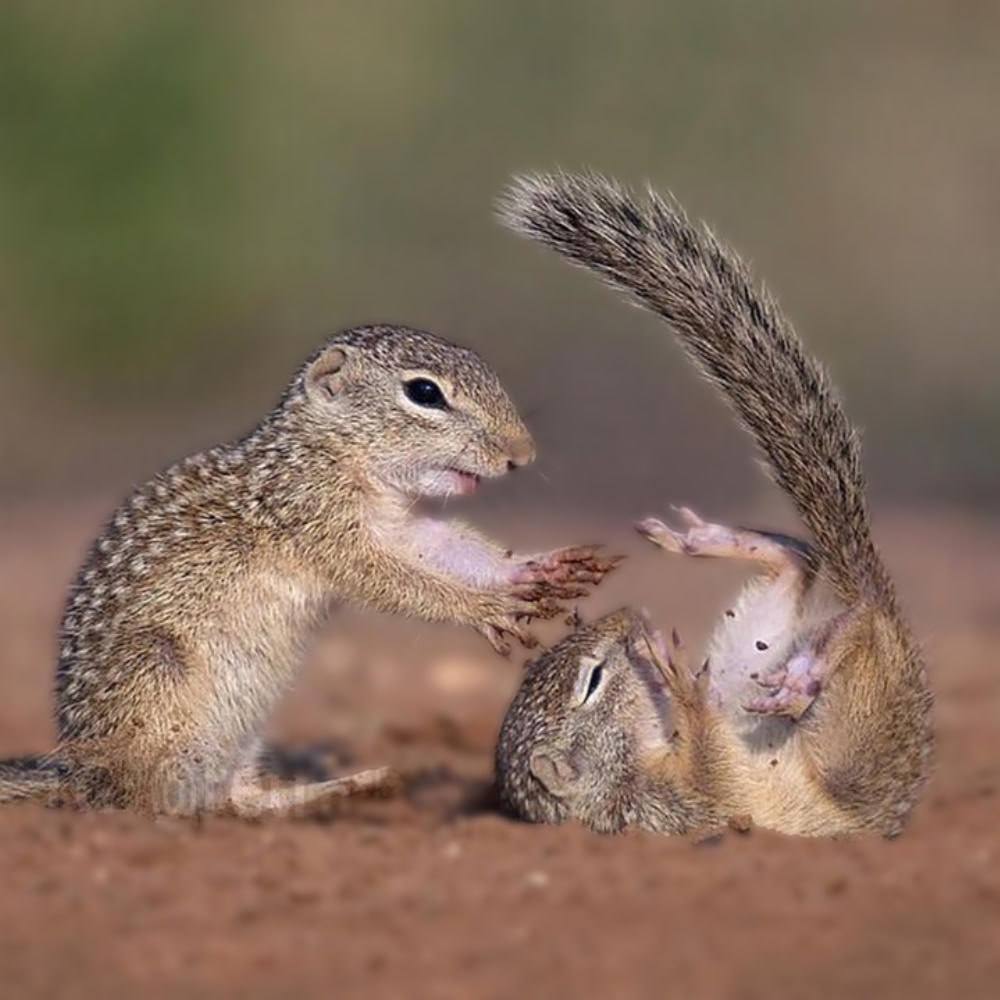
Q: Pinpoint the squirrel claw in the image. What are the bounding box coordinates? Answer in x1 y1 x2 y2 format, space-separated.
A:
635 517 685 554
743 652 824 720
637 625 712 710
517 545 622 584
482 621 537 655
481 625 513 657
743 692 814 720
672 505 706 528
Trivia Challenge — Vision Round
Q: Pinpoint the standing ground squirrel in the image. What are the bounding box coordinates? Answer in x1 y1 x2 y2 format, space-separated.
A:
495 173 933 838
0 323 619 816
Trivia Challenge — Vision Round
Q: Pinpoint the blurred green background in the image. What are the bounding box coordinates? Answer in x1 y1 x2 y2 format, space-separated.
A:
1 0 997 511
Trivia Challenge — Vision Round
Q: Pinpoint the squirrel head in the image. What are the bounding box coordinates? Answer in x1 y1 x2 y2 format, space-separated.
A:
495 608 676 833
283 324 535 498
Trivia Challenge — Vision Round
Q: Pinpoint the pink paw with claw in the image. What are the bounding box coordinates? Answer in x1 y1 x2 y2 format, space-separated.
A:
636 507 735 557
744 650 824 720
480 546 623 657
510 545 625 601
636 624 711 711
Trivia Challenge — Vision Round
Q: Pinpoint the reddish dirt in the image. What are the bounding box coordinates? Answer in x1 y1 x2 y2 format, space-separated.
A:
0 500 997 999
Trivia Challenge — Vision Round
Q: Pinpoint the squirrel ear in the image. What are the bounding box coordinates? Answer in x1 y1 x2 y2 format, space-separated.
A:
529 748 578 798
306 345 352 402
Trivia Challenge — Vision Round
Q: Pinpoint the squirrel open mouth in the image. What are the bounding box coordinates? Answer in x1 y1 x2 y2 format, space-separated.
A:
446 468 482 495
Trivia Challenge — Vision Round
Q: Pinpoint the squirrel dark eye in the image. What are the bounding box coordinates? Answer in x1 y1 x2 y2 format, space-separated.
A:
583 664 604 702
403 377 448 410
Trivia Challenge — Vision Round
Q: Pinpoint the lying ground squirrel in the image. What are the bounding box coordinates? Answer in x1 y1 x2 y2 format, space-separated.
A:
0 323 618 816
495 173 933 838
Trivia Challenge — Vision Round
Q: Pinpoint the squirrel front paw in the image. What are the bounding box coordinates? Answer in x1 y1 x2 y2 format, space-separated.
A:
476 591 567 656
478 546 622 656
634 625 711 712
510 545 624 598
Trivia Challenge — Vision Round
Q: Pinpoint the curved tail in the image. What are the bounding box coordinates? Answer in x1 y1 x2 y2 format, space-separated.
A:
500 171 893 607
0 755 64 804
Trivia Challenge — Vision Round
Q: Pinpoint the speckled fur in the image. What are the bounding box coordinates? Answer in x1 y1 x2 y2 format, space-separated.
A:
2 323 616 814
496 173 933 838
497 611 734 836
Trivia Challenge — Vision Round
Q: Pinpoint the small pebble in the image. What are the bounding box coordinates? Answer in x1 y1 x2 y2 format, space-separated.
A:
525 870 550 889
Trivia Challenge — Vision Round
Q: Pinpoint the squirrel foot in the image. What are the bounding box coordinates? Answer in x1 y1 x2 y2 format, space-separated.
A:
228 765 402 820
637 507 747 558
637 509 796 572
744 650 825 720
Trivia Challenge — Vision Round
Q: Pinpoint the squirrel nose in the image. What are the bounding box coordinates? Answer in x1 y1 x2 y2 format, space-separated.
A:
505 435 536 470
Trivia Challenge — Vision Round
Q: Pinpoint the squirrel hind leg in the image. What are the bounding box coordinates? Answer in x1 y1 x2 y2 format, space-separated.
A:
225 766 402 820
636 508 813 576
742 607 867 722
790 608 932 835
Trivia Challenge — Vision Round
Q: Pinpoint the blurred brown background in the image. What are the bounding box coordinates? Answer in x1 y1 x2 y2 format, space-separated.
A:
0 4 998 999
1 0 998 513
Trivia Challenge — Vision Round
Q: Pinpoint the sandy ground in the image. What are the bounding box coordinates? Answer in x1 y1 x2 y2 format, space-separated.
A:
0 500 997 999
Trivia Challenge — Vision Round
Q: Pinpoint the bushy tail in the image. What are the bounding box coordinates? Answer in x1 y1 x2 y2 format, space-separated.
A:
0 755 64 804
500 171 892 606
